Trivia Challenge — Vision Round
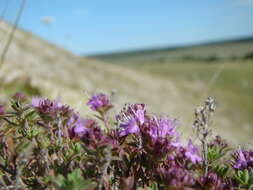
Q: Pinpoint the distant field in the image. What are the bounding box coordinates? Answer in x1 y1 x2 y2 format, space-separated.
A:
90 37 253 64
130 60 253 123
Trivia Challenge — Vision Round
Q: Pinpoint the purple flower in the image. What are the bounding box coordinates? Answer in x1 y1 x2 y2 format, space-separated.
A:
233 150 247 169
12 92 26 102
140 116 178 148
119 118 140 137
33 98 60 115
197 171 235 190
87 93 112 112
130 104 145 125
197 172 230 190
68 114 91 138
149 116 178 139
232 149 253 170
117 103 146 137
31 97 71 120
32 97 62 109
157 164 195 188
208 136 228 150
185 139 202 164
137 116 179 159
81 126 112 149
68 115 88 138
31 97 44 107
171 136 182 148
117 103 146 125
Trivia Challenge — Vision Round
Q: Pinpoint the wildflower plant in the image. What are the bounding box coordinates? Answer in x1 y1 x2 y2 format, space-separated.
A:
0 92 252 189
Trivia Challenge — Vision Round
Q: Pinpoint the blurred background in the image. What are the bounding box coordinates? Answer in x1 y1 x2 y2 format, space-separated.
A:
0 0 253 144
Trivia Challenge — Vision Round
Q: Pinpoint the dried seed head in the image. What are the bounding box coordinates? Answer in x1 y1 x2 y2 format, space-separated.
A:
205 97 216 112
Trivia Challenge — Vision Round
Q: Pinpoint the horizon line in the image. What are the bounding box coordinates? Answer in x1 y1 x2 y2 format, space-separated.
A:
86 34 253 57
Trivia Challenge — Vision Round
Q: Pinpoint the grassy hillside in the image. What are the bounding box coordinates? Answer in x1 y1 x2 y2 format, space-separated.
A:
0 21 188 127
0 21 252 144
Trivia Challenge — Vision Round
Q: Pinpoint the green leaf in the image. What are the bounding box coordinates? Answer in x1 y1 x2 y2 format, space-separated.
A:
15 141 31 153
244 169 249 185
214 164 229 177
235 170 250 186
54 169 92 190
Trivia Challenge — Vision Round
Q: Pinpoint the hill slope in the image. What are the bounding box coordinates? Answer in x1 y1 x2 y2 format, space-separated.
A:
0 21 252 144
0 21 184 125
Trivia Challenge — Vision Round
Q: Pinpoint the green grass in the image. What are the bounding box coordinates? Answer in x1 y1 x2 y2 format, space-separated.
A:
1 80 41 98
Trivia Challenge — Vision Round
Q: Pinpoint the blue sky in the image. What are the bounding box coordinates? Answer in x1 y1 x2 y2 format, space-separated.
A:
2 0 253 54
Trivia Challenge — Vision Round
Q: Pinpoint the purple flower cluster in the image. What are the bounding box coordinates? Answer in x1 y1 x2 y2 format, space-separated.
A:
31 96 112 149
32 97 62 109
31 97 72 120
233 149 253 170
2 92 250 189
118 118 140 137
197 172 233 190
155 150 199 188
117 104 180 143
185 139 202 164
67 114 92 138
116 103 201 164
117 104 145 136
111 103 204 188
157 163 195 188
87 93 112 113
68 116 112 150
145 116 178 140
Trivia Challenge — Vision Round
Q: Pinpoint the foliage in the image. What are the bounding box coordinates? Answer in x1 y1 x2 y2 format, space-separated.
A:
0 92 252 189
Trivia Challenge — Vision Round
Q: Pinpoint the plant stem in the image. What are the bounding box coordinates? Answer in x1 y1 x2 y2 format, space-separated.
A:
0 0 26 68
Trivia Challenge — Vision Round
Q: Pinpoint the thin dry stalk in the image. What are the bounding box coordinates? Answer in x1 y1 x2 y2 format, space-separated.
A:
98 146 112 190
193 97 215 175
0 0 26 69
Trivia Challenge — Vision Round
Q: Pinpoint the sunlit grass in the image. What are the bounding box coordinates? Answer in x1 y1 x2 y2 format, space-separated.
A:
127 60 253 142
